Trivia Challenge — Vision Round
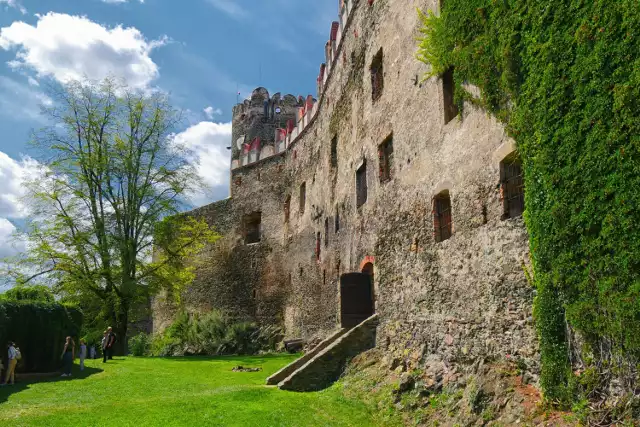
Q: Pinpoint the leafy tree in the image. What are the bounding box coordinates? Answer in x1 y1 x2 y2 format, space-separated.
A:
1 285 55 302
5 78 219 354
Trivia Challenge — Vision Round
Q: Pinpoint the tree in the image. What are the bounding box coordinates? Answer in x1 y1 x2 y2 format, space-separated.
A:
6 78 219 354
0 285 55 303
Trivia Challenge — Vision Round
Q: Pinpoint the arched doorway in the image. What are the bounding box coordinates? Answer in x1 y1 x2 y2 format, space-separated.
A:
340 263 375 328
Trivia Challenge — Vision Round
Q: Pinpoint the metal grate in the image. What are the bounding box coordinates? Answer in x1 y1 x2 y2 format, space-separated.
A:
502 159 524 218
434 194 452 242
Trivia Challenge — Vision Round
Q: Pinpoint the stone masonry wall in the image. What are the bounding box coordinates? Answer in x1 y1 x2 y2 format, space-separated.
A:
154 0 538 376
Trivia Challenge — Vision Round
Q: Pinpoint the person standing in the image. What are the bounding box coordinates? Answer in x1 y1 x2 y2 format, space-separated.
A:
1 342 18 386
101 331 108 363
79 339 87 371
60 336 75 377
89 344 96 360
103 327 115 363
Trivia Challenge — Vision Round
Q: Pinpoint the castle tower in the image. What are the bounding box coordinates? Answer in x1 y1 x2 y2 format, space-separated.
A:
230 88 302 189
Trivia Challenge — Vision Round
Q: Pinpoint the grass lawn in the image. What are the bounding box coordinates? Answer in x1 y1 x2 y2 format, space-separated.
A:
0 354 386 427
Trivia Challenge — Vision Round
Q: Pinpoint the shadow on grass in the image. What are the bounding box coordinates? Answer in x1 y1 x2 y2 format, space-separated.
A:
0 365 103 405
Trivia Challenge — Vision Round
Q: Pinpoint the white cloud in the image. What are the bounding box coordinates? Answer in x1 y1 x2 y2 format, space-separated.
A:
0 12 166 90
206 0 247 18
0 151 45 219
0 218 25 258
171 121 231 205
0 0 26 14
203 106 222 119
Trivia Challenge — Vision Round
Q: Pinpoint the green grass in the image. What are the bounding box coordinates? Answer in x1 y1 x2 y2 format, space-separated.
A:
0 355 383 426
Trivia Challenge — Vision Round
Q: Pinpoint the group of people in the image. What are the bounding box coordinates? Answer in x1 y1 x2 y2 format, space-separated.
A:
0 326 118 384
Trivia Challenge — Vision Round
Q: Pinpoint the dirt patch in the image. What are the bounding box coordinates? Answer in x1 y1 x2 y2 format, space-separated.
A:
231 366 262 373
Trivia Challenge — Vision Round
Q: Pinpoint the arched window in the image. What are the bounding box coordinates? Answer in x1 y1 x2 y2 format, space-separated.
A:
500 153 524 219
433 191 453 242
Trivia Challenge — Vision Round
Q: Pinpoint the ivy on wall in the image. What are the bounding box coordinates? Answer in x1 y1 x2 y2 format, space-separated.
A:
417 0 640 404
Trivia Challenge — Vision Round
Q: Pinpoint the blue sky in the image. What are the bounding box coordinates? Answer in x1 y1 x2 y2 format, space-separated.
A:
0 0 336 261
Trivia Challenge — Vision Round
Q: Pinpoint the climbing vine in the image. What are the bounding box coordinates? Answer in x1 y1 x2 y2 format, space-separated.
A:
417 0 640 407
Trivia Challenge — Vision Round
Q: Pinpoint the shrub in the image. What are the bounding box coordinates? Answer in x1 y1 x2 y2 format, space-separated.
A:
0 301 83 373
128 332 151 357
221 322 260 355
137 310 284 357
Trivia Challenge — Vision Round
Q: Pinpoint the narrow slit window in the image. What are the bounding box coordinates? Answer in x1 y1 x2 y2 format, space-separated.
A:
330 136 338 169
378 134 394 182
356 161 368 208
335 207 340 232
244 212 262 244
324 218 329 247
299 182 306 214
500 154 525 219
316 232 321 261
433 192 452 243
442 67 458 124
370 48 384 101
284 196 291 223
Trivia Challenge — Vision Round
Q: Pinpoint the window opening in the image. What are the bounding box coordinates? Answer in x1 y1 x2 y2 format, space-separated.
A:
442 67 458 124
335 207 340 232
284 196 291 223
370 49 384 101
244 212 262 244
299 182 306 214
433 191 453 242
316 232 321 261
330 135 338 169
500 154 525 219
356 161 368 208
324 218 329 247
378 134 394 182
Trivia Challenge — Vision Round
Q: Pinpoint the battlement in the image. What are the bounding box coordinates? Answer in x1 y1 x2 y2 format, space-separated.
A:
229 0 360 172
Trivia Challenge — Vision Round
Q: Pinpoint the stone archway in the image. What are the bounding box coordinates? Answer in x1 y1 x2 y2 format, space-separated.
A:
340 263 375 328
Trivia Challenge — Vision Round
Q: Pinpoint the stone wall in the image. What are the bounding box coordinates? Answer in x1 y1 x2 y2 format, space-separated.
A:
154 0 538 376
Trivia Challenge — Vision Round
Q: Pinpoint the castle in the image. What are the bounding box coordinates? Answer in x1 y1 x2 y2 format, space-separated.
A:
154 0 538 377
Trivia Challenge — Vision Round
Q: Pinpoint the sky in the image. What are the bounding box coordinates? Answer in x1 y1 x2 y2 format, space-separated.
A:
0 0 336 265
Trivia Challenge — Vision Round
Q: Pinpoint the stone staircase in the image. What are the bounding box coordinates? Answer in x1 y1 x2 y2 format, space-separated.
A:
267 314 379 392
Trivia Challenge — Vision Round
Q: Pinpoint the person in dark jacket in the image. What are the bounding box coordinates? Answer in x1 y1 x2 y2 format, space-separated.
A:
60 336 75 377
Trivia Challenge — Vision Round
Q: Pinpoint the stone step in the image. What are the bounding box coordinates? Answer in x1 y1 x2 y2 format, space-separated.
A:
266 328 348 386
277 314 379 392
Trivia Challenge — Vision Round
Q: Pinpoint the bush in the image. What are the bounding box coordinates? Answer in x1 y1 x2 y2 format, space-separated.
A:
128 332 151 357
134 310 283 357
0 301 83 373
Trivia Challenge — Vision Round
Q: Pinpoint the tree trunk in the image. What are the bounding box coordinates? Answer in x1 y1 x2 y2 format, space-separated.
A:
114 304 129 356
